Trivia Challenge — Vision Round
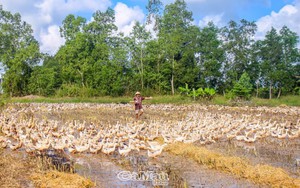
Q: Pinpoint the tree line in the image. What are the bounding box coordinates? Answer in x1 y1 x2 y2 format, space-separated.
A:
0 0 299 99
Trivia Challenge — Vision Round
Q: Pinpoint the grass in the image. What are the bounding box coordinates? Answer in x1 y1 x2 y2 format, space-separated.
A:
252 95 300 106
5 94 300 106
166 143 300 188
10 95 131 104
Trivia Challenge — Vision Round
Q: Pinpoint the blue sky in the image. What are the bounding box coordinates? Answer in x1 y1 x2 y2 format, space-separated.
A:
0 0 299 55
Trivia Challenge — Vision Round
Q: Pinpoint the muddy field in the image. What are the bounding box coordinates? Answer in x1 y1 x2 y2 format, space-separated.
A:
0 103 300 187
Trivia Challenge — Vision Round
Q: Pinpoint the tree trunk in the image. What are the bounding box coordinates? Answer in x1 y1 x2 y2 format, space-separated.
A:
256 81 259 98
171 58 175 95
277 88 281 99
171 74 174 95
269 82 272 99
77 69 85 87
141 48 144 90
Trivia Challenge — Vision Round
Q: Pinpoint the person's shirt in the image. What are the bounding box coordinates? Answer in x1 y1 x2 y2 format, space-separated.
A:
133 96 145 109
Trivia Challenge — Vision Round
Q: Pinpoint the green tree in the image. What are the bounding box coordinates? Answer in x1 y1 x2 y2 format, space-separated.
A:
0 6 41 96
158 0 194 95
143 39 168 93
231 72 253 100
60 14 86 41
260 28 281 99
129 21 151 90
146 0 163 31
221 20 257 91
197 22 224 90
28 66 58 96
259 27 298 99
278 26 300 97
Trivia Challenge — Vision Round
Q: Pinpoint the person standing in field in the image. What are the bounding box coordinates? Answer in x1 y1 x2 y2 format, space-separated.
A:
133 91 152 120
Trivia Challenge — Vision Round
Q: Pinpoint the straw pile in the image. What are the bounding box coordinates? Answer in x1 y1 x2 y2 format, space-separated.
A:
166 143 300 188
31 171 95 188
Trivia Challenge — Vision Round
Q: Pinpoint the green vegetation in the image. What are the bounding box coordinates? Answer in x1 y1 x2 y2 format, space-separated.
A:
252 95 300 106
0 0 299 100
179 84 216 100
229 72 253 100
8 95 300 106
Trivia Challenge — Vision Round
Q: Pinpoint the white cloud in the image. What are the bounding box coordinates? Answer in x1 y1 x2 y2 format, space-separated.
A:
198 13 225 28
114 2 145 36
0 0 112 54
1 0 299 54
40 25 65 55
256 2 300 41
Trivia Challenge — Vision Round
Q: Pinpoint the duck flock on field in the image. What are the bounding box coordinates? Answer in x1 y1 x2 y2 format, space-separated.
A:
0 103 299 158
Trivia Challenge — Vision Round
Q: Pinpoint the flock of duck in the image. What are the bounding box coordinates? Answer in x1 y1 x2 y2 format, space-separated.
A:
0 103 299 158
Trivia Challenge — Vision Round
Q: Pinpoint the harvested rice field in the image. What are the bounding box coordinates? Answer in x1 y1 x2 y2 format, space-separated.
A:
0 103 300 187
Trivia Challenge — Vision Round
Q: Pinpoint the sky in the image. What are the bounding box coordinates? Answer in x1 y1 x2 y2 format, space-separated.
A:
0 0 299 55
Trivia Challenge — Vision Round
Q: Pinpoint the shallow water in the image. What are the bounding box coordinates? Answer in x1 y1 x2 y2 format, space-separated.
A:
65 150 260 188
205 137 300 178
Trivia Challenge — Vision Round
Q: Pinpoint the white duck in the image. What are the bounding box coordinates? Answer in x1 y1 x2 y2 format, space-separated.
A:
147 144 167 158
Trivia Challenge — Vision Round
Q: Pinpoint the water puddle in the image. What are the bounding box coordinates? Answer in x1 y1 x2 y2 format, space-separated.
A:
205 138 300 178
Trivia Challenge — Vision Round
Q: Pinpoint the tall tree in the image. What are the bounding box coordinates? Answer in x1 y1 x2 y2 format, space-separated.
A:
158 0 194 95
197 22 224 90
146 0 163 31
221 19 257 91
277 26 300 97
260 27 283 99
60 14 86 42
0 6 41 96
129 21 151 90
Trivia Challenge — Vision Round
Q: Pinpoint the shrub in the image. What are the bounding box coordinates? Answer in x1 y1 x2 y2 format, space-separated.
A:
179 84 216 101
56 84 98 97
178 83 191 96
294 87 300 95
230 72 253 100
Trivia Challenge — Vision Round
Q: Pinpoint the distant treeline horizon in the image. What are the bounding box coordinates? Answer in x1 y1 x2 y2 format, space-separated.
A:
0 0 299 99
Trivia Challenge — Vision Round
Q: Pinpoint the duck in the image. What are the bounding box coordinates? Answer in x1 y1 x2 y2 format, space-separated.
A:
35 141 51 151
75 142 90 153
118 144 132 156
277 129 288 139
101 143 117 155
147 141 165 151
7 140 23 150
0 136 8 148
67 145 76 153
147 144 166 158
287 129 300 139
89 141 103 154
236 135 246 141
51 138 67 151
135 140 148 150
296 158 300 166
243 134 257 143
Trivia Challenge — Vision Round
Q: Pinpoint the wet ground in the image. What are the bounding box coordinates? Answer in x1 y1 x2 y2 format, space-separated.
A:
206 137 300 178
1 103 300 187
71 151 261 188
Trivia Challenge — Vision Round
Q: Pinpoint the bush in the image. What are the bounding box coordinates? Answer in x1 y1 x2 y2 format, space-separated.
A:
178 83 191 96
179 84 216 101
230 72 253 100
294 87 300 95
0 95 8 111
56 84 98 97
